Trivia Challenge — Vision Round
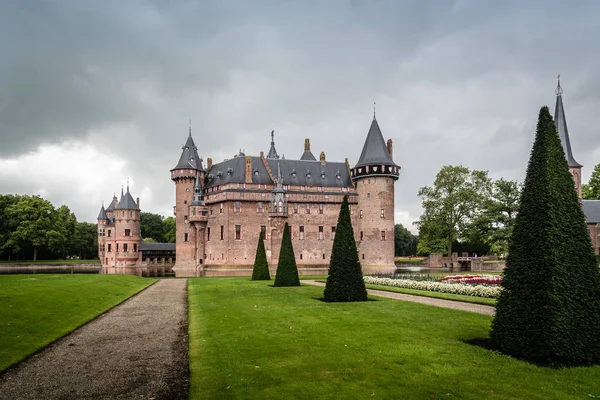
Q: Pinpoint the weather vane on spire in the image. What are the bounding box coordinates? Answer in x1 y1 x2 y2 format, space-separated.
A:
373 102 376 118
555 74 563 95
188 119 192 136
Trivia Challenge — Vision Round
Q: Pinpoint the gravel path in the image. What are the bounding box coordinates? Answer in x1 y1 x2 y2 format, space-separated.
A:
301 280 495 316
0 278 189 400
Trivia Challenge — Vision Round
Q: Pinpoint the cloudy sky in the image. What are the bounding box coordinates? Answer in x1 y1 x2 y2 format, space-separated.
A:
1 0 599 232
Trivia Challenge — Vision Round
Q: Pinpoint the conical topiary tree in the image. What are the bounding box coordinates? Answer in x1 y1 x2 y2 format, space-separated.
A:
324 195 368 302
251 234 270 280
490 106 600 366
274 222 300 287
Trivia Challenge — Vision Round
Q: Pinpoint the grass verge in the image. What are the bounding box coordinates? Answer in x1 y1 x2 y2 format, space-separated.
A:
0 274 156 371
188 278 600 399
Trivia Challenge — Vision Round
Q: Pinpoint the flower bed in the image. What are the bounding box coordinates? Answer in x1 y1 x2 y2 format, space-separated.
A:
438 274 502 285
363 276 502 299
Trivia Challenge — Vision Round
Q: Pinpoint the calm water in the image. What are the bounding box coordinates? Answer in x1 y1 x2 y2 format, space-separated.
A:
395 264 454 274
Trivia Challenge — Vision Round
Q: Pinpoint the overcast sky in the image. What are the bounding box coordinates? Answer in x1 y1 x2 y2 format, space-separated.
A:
1 0 599 233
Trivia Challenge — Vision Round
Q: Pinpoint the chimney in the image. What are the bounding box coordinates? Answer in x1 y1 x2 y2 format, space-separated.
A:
136 197 140 208
207 157 213 170
320 151 326 165
245 156 253 183
304 138 311 151
260 151 265 158
387 139 393 157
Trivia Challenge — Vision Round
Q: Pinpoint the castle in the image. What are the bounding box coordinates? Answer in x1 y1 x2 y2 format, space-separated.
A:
98 114 400 276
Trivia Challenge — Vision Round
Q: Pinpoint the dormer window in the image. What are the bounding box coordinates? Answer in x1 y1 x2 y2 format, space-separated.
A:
254 168 259 176
217 170 223 177
207 173 214 180
227 167 234 175
335 170 341 180
291 169 297 178
306 171 311 179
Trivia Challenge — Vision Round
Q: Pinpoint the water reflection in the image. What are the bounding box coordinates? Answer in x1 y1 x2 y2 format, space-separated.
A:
395 264 453 274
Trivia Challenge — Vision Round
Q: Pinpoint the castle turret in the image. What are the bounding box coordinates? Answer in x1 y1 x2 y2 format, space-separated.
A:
266 130 280 159
97 204 108 264
171 123 204 276
189 172 209 272
114 184 141 267
351 112 400 273
554 76 583 202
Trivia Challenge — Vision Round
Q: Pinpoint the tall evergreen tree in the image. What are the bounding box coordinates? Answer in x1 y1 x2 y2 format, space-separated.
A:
490 106 600 366
251 234 271 280
273 222 300 287
324 195 368 302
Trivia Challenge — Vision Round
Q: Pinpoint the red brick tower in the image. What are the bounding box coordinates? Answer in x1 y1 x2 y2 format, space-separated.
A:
351 112 400 274
97 204 108 265
114 185 142 268
171 124 204 276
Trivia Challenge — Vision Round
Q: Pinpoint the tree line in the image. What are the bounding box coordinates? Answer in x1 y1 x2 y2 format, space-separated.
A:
0 195 97 261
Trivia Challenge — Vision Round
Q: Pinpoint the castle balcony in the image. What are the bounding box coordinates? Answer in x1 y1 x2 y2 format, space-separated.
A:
189 206 209 223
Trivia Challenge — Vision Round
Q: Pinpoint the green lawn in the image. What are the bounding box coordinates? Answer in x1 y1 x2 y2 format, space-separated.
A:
188 278 600 399
0 259 100 264
0 274 155 371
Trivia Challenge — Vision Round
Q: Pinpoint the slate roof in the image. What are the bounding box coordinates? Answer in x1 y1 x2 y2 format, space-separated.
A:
106 196 117 212
173 131 204 171
205 156 353 189
139 241 176 251
300 150 317 161
117 186 139 210
97 205 108 220
583 200 600 224
554 82 582 168
355 117 397 168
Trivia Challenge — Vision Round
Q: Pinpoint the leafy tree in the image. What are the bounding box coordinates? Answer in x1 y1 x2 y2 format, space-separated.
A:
0 195 18 259
71 222 98 259
251 234 270 280
143 237 157 243
163 217 176 243
48 205 76 258
324 196 367 302
6 196 56 261
582 163 600 200
274 222 300 287
394 224 414 256
141 212 165 242
490 106 600 366
415 166 491 256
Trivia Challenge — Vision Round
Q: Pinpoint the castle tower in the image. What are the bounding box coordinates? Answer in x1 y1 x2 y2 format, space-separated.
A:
97 204 108 265
554 76 583 202
114 185 142 268
351 113 400 273
189 172 209 275
171 124 204 276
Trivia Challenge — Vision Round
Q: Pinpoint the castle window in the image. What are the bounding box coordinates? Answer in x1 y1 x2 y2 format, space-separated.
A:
184 215 188 221
124 229 131 236
293 203 298 214
318 226 324 240
380 208 385 218
362 254 365 260
184 233 188 242
235 225 241 240
359 210 363 219
220 204 223 214
300 253 303 260
305 204 310 214
235 201 241 212
322 254 326 259
331 226 336 240
318 186 323 192
108 230 112 237
257 202 264 213
210 208 213 215
184 200 187 204
283 185 288 190
367 193 371 199
192 208 196 216
123 243 128 252
381 231 386 241
260 225 266 240
116 243 119 252
108 244 112 252
220 225 224 240
360 231 363 241
207 227 211 241
133 243 137 252
319 204 324 214
299 226 305 240
301 186 305 190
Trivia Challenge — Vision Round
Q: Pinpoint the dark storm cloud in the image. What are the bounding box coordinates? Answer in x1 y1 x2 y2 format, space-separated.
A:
1 0 600 226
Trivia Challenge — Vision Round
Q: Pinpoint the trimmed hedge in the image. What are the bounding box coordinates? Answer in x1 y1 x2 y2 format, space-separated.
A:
324 195 368 302
490 106 600 366
274 222 300 287
251 234 270 281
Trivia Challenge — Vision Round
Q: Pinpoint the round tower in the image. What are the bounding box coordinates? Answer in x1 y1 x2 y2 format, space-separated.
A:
171 124 205 277
351 114 400 274
114 186 142 268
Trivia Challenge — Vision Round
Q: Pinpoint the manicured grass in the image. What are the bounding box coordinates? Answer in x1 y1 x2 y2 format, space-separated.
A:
395 257 427 263
364 283 497 306
0 259 100 264
188 278 600 399
0 274 156 371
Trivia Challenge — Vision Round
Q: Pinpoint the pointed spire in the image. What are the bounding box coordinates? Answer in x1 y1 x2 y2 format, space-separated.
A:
267 130 280 159
354 112 397 168
97 204 108 220
191 171 205 206
172 121 205 171
554 76 582 168
126 177 130 193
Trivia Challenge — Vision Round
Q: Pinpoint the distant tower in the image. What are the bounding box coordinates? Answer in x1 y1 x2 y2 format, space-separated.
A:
351 111 400 273
554 76 583 202
171 123 204 276
97 204 108 264
114 184 142 267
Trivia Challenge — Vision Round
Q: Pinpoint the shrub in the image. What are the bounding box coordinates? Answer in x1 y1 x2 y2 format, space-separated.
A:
274 222 300 287
251 234 270 281
324 195 368 302
490 106 600 366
